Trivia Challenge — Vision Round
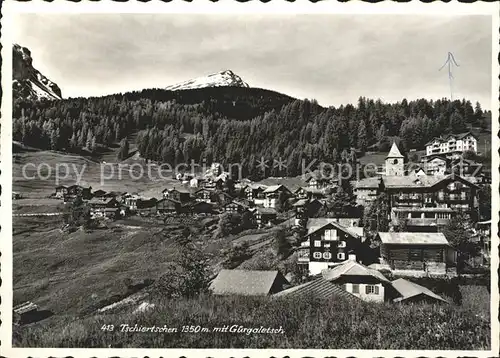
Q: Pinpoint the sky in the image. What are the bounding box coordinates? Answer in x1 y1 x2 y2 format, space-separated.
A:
13 14 493 108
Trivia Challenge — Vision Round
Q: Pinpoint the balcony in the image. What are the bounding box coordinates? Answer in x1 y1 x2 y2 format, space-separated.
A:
406 218 451 226
298 256 310 262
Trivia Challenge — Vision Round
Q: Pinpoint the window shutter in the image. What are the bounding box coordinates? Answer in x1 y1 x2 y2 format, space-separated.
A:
374 285 379 295
365 285 370 294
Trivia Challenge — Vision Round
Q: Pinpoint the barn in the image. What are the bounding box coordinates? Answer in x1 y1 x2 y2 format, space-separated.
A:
378 232 456 276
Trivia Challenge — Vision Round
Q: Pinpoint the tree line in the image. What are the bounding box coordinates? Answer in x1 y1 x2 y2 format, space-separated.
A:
13 87 489 179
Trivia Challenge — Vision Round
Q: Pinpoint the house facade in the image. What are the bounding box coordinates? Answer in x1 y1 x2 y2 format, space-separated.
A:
425 132 477 158
253 207 277 228
424 156 448 175
88 197 120 218
223 200 249 214
297 221 363 275
156 198 181 214
322 261 392 303
354 177 382 207
263 185 292 209
385 174 478 226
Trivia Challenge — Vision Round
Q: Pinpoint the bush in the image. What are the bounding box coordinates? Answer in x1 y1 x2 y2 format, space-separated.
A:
222 242 252 269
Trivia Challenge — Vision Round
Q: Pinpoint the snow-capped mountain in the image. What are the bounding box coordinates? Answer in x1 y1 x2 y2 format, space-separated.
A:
13 44 62 101
165 70 249 91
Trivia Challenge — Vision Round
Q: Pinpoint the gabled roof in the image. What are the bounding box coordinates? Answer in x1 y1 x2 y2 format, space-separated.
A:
255 207 277 215
293 199 309 207
305 219 362 239
355 176 382 189
210 269 289 296
378 232 449 246
387 142 404 158
263 184 290 194
226 200 249 209
392 278 448 303
322 261 390 283
88 197 117 205
272 277 360 301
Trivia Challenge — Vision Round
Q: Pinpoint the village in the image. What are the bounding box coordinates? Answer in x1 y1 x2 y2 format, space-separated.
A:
14 130 492 326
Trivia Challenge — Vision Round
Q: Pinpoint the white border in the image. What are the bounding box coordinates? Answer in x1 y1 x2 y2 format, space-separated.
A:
1 1 499 357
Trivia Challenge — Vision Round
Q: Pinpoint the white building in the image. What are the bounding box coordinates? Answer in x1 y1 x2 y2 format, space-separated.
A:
322 261 390 303
425 132 477 158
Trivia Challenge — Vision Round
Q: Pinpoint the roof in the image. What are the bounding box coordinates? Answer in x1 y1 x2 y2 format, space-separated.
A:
306 218 363 238
13 301 38 315
425 132 476 146
227 200 249 209
322 261 390 283
210 269 288 296
355 176 381 189
387 142 404 158
263 184 289 194
378 232 449 246
392 278 448 303
293 199 308 207
382 174 443 188
297 187 326 195
256 207 277 215
272 277 359 301
477 220 491 225
88 197 117 205
392 207 454 213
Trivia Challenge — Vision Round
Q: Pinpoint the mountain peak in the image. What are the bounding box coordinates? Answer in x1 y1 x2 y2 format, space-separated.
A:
13 44 62 101
165 70 249 91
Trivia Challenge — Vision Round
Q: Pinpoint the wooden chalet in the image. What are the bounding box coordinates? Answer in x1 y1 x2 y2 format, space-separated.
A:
66 185 92 200
378 232 456 276
253 207 277 228
298 220 363 275
293 199 325 227
88 197 120 218
262 185 292 209
194 188 215 203
156 198 181 214
223 200 250 214
162 188 191 203
92 189 107 198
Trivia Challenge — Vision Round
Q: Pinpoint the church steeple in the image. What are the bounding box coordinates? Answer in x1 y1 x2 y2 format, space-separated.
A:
385 142 404 176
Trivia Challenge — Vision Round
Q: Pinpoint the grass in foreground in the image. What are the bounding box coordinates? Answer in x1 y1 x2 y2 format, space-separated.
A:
14 293 490 349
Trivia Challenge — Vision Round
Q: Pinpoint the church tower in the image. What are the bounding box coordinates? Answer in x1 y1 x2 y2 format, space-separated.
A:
385 142 404 176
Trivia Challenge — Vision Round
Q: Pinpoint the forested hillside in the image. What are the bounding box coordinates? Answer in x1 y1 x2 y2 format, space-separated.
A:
13 86 490 179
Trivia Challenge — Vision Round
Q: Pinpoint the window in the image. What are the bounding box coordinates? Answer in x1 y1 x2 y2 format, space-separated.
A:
338 241 346 248
314 240 321 247
352 284 360 294
393 159 398 164
365 285 379 295
313 252 322 259
324 243 331 248
324 229 337 241
323 252 332 260
337 252 345 260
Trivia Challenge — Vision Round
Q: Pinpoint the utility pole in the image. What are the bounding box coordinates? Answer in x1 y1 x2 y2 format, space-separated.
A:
439 52 460 101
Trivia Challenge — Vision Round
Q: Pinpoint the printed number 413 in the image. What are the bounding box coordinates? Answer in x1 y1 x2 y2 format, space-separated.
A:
101 324 115 332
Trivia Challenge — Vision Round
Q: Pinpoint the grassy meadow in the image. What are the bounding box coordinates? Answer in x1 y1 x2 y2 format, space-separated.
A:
13 291 490 349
